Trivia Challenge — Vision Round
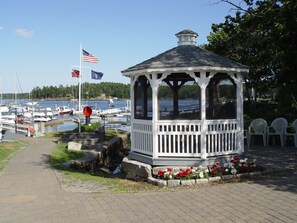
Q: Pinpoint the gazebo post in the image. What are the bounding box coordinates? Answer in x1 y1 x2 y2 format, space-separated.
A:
130 76 136 152
232 73 244 154
198 71 214 159
150 74 159 159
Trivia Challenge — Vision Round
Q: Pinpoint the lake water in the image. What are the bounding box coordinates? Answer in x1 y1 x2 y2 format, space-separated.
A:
2 99 131 133
2 98 199 134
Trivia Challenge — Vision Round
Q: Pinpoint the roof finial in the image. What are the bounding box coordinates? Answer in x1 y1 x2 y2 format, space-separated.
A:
175 29 198 46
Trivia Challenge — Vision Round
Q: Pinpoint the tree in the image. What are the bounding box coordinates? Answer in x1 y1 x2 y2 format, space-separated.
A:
205 0 297 119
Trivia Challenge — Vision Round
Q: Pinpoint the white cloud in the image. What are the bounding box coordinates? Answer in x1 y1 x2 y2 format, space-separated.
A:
15 28 34 38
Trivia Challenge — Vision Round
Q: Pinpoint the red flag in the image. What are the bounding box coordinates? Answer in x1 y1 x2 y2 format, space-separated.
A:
71 69 80 78
82 49 98 63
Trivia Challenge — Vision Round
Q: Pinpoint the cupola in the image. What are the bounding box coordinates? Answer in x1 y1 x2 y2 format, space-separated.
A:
175 29 198 46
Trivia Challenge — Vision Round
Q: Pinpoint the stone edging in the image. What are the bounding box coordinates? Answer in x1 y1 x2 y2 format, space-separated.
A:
147 170 276 187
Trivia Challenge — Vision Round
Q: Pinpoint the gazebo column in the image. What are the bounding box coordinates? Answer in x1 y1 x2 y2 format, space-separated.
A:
230 73 244 154
151 78 159 159
173 81 179 116
188 71 214 159
165 80 186 117
147 73 169 159
130 76 137 152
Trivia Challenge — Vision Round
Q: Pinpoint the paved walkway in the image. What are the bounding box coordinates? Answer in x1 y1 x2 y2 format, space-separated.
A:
0 138 297 223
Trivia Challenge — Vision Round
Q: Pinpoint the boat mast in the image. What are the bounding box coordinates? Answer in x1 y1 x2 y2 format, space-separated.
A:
0 76 2 105
78 44 82 133
15 73 17 104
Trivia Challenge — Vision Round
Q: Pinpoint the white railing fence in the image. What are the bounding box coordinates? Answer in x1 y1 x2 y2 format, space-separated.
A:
131 119 240 159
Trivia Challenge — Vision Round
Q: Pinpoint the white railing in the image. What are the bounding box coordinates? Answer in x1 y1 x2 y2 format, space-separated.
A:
131 119 240 159
157 121 202 157
205 120 238 156
0 120 30 135
131 120 153 156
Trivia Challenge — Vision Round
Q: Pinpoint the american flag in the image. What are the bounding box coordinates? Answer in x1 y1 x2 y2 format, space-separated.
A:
82 49 98 63
71 69 80 78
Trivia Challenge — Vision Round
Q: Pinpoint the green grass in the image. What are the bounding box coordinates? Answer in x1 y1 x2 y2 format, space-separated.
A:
49 143 85 167
49 140 158 193
0 141 26 171
73 122 101 133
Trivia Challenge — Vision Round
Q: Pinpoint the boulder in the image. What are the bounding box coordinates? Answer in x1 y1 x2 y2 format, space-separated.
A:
121 157 152 181
68 141 82 151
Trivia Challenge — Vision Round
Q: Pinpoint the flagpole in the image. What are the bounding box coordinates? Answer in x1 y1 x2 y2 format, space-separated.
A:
78 44 82 134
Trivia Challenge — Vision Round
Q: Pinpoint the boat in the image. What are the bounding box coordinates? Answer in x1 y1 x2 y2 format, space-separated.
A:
33 115 51 122
108 99 115 108
0 104 9 113
56 106 73 115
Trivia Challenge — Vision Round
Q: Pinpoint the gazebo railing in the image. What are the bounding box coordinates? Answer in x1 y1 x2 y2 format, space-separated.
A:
157 121 202 157
205 120 238 156
131 120 153 156
131 119 240 159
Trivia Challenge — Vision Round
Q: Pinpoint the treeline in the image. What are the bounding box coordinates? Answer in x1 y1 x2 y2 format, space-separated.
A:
2 82 130 100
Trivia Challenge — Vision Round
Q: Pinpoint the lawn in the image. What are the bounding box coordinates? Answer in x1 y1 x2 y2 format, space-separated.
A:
0 141 27 171
48 129 159 193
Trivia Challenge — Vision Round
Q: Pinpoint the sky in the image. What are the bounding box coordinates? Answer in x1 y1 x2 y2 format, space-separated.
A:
0 0 241 93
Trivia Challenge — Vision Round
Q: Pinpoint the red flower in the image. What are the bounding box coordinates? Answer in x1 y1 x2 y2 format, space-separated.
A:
249 166 256 171
239 166 248 173
158 170 165 177
167 168 172 172
234 156 240 161
220 167 225 172
212 169 217 175
178 172 184 178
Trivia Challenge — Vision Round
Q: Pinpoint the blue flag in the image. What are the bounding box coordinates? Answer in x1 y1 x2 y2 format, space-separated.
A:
91 70 103 80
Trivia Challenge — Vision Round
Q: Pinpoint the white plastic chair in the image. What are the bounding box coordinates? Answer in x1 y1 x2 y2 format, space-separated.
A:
284 119 297 147
247 118 268 148
267 117 288 147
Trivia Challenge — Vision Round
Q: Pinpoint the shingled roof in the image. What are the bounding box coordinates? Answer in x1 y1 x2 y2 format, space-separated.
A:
122 30 248 75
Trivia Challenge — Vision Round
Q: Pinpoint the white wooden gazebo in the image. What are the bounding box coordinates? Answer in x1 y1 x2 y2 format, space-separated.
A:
122 30 249 166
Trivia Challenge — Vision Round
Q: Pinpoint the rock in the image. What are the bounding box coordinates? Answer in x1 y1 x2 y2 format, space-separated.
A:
68 141 82 151
121 157 152 181
181 179 195 186
148 177 167 187
167 179 180 187
208 176 222 182
196 178 208 184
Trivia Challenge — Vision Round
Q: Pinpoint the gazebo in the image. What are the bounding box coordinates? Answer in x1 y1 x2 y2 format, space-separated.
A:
121 29 249 166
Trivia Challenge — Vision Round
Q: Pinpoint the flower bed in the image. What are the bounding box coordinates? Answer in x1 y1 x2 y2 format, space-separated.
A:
209 156 257 177
150 156 261 187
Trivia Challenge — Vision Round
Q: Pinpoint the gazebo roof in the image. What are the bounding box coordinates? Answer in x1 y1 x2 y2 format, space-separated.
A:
122 30 249 76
